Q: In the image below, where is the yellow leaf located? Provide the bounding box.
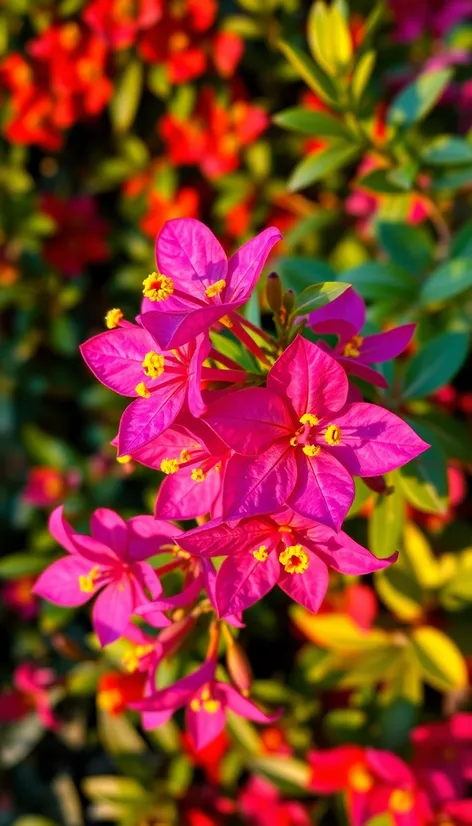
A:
[403,522,441,589]
[410,626,468,692]
[291,608,389,652]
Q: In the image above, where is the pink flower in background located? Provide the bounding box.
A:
[2,576,38,620]
[33,506,173,645]
[411,714,472,807]
[138,218,281,350]
[389,0,472,42]
[206,335,428,528]
[306,286,415,388]
[239,776,312,826]
[23,466,68,507]
[132,657,280,747]
[178,509,396,616]
[80,321,209,455]
[0,662,60,730]
[40,195,110,277]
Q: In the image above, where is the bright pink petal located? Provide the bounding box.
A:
[126,515,180,561]
[133,561,162,600]
[366,748,414,785]
[156,218,227,301]
[324,403,429,476]
[305,527,398,574]
[206,387,294,455]
[222,446,298,519]
[70,533,118,565]
[91,509,128,558]
[278,551,329,613]
[155,466,222,520]
[117,383,186,454]
[48,505,78,554]
[80,326,158,396]
[288,451,354,530]
[153,572,204,610]
[92,577,134,646]
[185,704,227,751]
[178,517,273,558]
[338,356,389,389]
[217,683,281,724]
[141,707,174,731]
[33,555,98,607]
[132,658,216,712]
[187,333,210,418]
[215,552,280,617]
[268,336,349,418]
[359,324,415,363]
[307,286,365,336]
[139,303,238,350]
[227,227,282,303]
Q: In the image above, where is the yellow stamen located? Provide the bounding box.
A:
[324,424,342,446]
[253,545,268,562]
[290,436,298,447]
[116,454,132,464]
[219,314,233,328]
[205,279,226,298]
[78,566,100,593]
[278,526,292,533]
[348,764,373,793]
[179,449,191,463]
[278,545,309,574]
[135,382,151,398]
[190,698,201,712]
[203,699,221,713]
[105,308,123,329]
[142,272,174,302]
[142,351,165,379]
[171,546,191,559]
[299,413,319,426]
[389,789,414,814]
[342,334,363,359]
[303,444,321,457]
[160,458,180,475]
[191,468,206,482]
[97,688,122,712]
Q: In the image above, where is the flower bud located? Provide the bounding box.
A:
[364,475,393,495]
[266,272,283,314]
[282,289,295,315]
[223,626,253,696]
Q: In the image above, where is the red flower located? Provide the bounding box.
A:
[41,195,110,277]
[84,0,162,49]
[0,663,60,730]
[140,188,200,239]
[2,577,38,621]
[181,729,229,783]
[97,671,146,716]
[23,467,68,507]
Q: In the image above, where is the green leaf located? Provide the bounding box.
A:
[421,136,472,166]
[414,409,472,462]
[419,258,472,305]
[402,332,468,399]
[288,142,360,191]
[341,261,417,300]
[377,223,435,275]
[278,41,338,105]
[276,257,336,293]
[110,59,143,133]
[351,50,376,102]
[410,626,467,692]
[452,219,472,257]
[307,1,352,77]
[368,474,404,559]
[292,281,350,316]
[398,420,448,515]
[273,107,351,139]
[0,553,50,579]
[430,165,472,192]
[249,755,310,789]
[387,69,453,127]
[22,424,76,469]
[358,168,408,194]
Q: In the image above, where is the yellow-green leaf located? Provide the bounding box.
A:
[410,626,467,692]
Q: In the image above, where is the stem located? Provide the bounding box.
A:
[230,316,272,367]
[209,347,244,371]
[201,367,249,383]
[238,315,276,345]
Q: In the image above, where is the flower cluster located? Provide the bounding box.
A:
[33,218,428,751]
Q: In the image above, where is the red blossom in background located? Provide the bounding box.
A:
[40,195,110,276]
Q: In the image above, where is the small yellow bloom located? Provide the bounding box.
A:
[142,351,165,379]
[160,458,180,475]
[135,382,151,398]
[253,545,268,562]
[105,308,123,329]
[142,272,174,302]
[342,334,363,359]
[191,468,206,482]
[278,545,309,574]
[324,424,342,446]
[205,279,226,298]
[303,444,321,457]
[299,413,319,426]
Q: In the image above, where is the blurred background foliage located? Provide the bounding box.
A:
[1,0,472,824]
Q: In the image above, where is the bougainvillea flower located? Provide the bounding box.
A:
[40,195,110,277]
[411,714,472,806]
[22,466,68,507]
[239,776,312,826]
[139,218,281,350]
[2,576,38,620]
[0,662,60,730]
[309,745,428,826]
[84,0,162,50]
[123,416,229,519]
[33,507,173,646]
[206,336,428,528]
[307,286,415,388]
[97,670,147,716]
[80,321,209,454]
[132,658,280,748]
[178,509,396,616]
[389,0,472,42]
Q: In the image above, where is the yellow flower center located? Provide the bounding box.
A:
[190,686,221,713]
[342,335,364,359]
[299,413,319,426]
[135,382,151,398]
[97,688,122,713]
[105,308,123,329]
[253,545,268,562]
[324,424,342,446]
[278,525,292,533]
[142,351,165,379]
[303,445,321,457]
[191,468,207,482]
[179,449,191,463]
[79,566,100,593]
[160,458,180,475]
[278,545,309,574]
[348,764,373,793]
[205,279,226,298]
[389,789,414,814]
[142,272,174,302]
[116,454,132,464]
[122,644,154,673]
[219,314,233,328]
